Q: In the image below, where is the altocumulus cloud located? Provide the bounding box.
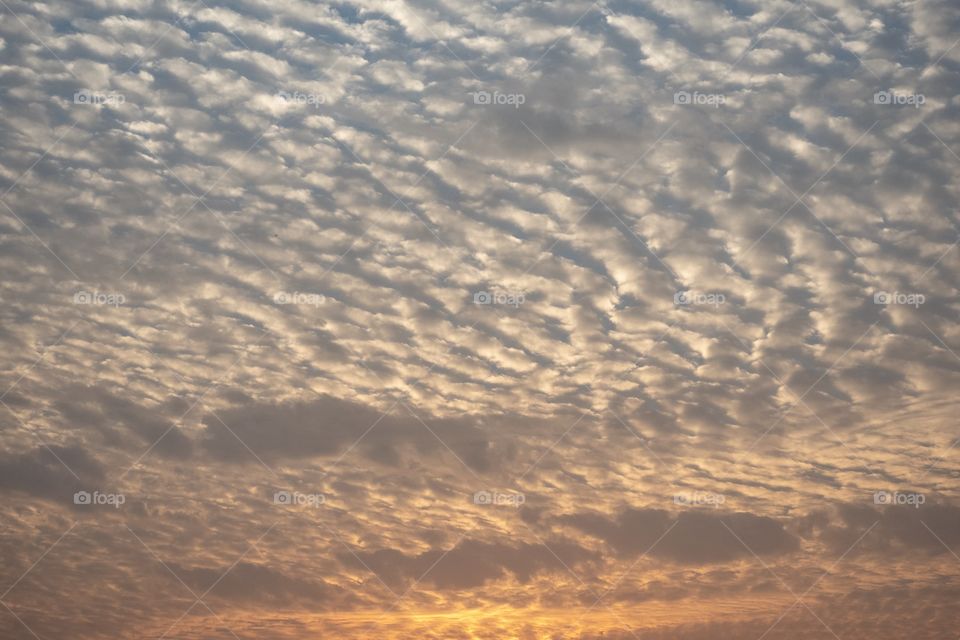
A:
[0,0,958,638]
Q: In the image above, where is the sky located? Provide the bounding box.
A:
[0,0,959,638]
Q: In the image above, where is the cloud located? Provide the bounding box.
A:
[562,507,798,564]
[0,0,958,637]
[803,500,960,556]
[198,394,511,473]
[342,537,598,590]
[169,561,339,607]
[0,444,103,502]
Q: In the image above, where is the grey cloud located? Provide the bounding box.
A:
[53,384,192,457]
[342,536,598,590]
[199,394,510,473]
[562,507,799,564]
[802,500,960,556]
[169,561,341,607]
[0,444,103,502]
